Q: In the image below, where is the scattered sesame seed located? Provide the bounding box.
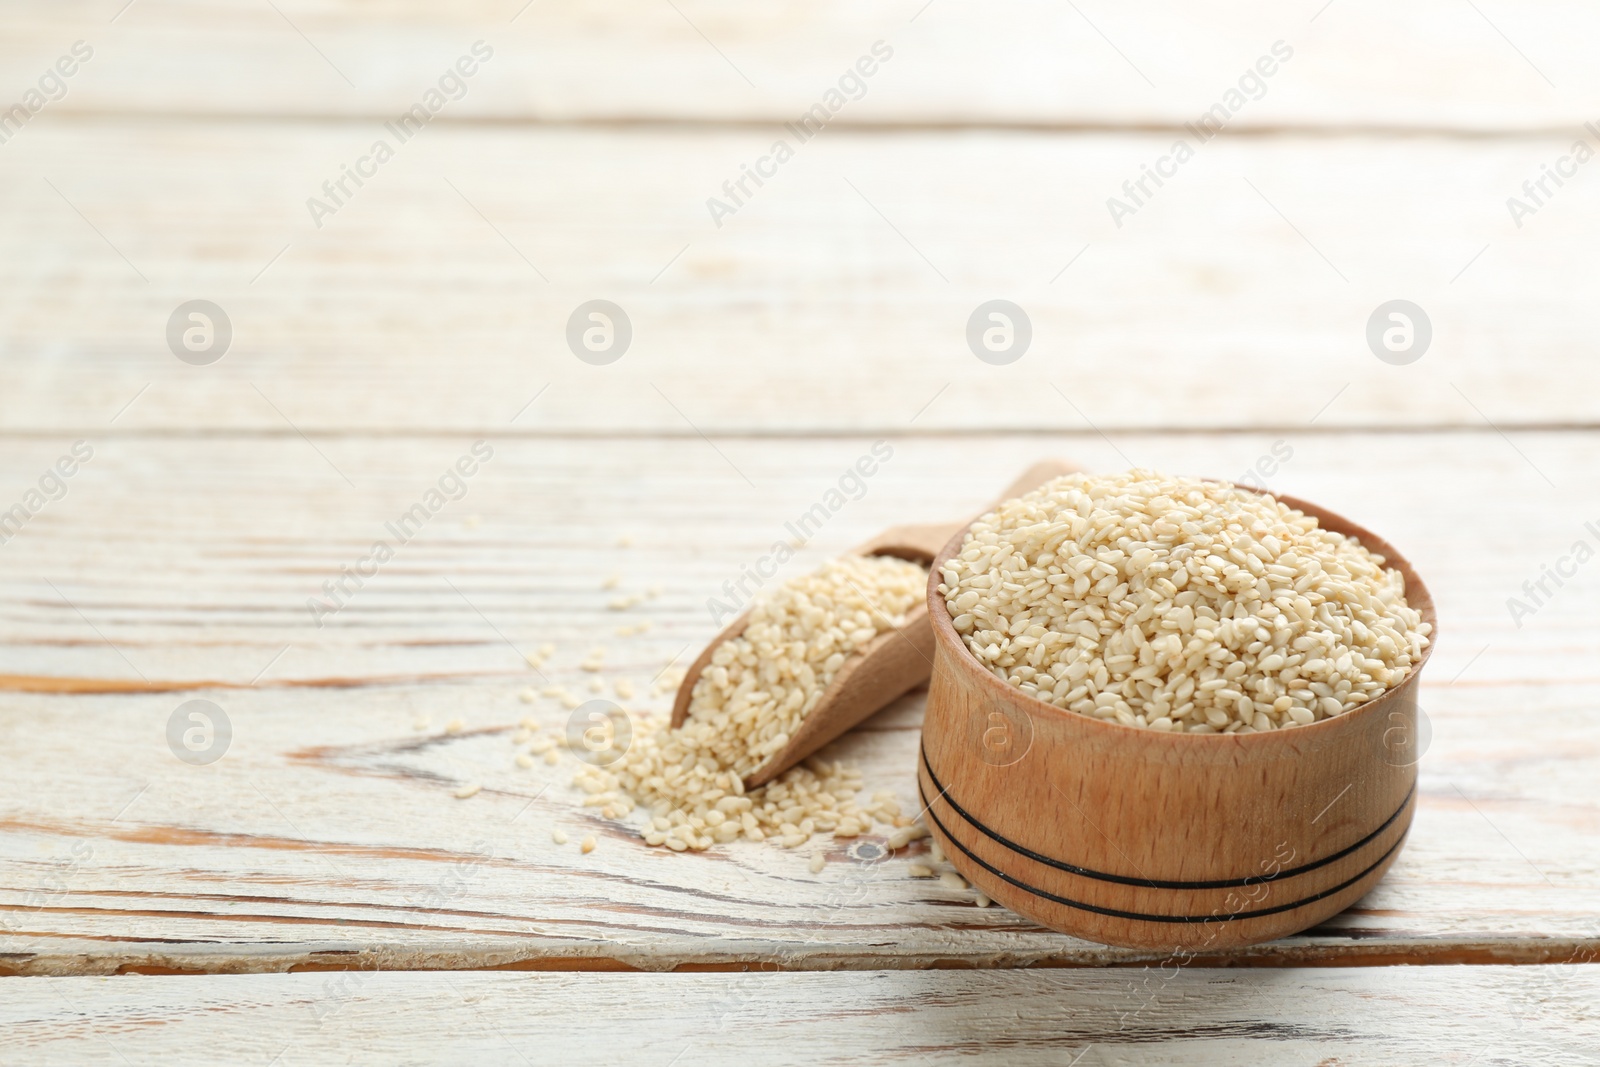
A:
[581,835,597,854]
[552,829,568,845]
[570,556,923,852]
[907,864,934,878]
[445,719,466,734]
[809,854,826,874]
[454,783,482,799]
[518,687,537,704]
[939,871,968,891]
[602,575,621,590]
[515,754,535,769]
[887,824,930,851]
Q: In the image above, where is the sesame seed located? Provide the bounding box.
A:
[552,829,568,844]
[453,783,482,799]
[569,555,926,852]
[581,835,597,854]
[938,470,1430,733]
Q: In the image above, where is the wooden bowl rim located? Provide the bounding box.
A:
[925,479,1439,747]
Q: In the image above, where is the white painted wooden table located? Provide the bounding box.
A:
[1,3,1597,1063]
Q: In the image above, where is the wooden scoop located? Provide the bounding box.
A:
[670,459,1080,788]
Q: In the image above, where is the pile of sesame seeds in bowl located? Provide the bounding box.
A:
[937,469,1431,734]
[573,554,930,851]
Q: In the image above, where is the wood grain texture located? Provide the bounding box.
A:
[0,122,1595,434]
[0,431,1596,975]
[3,1,1597,130]
[5,967,1600,1065]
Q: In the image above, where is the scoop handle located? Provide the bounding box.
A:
[855,458,1081,561]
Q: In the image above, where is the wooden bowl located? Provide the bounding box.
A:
[918,490,1437,951]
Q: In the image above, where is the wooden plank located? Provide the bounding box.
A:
[1,122,1597,434]
[0,431,1596,974]
[3,2,1596,130]
[5,967,1600,1064]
